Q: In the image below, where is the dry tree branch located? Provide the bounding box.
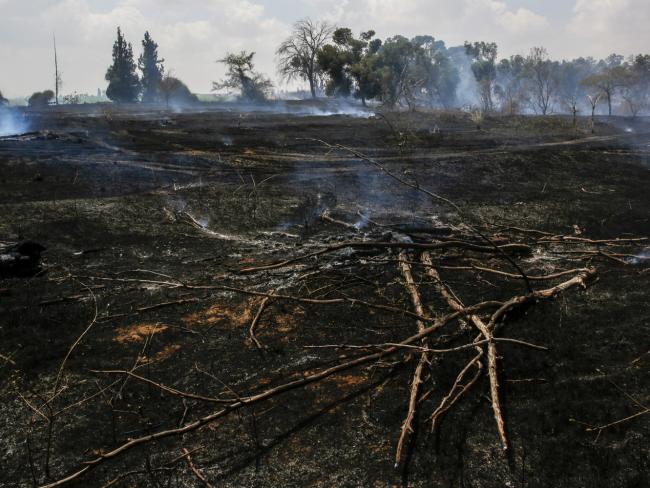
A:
[421,253,597,446]
[304,337,548,353]
[249,292,273,349]
[430,351,484,432]
[91,370,237,404]
[304,139,535,292]
[395,251,436,467]
[321,210,360,231]
[181,448,215,488]
[585,409,649,432]
[420,252,506,443]
[471,315,508,450]
[51,281,99,397]
[40,307,478,487]
[240,240,531,274]
[76,274,502,326]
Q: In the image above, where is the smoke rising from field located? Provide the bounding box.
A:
[0,108,29,137]
[221,99,375,118]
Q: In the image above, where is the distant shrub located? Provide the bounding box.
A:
[28,90,55,108]
[159,75,198,107]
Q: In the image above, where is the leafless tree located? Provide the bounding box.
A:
[563,94,580,135]
[525,47,557,115]
[586,92,603,133]
[276,18,334,99]
[582,66,627,116]
[620,73,646,117]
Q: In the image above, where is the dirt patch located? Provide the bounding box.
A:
[273,305,306,336]
[182,300,254,328]
[114,322,169,343]
[138,344,182,364]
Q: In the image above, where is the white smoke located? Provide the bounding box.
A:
[0,108,29,137]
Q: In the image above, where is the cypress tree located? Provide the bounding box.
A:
[105,27,141,103]
[138,31,164,103]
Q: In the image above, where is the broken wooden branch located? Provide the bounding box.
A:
[395,251,434,467]
[249,292,273,349]
[181,448,215,488]
[40,306,478,487]
[240,240,532,274]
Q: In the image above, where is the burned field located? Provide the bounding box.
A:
[0,105,649,487]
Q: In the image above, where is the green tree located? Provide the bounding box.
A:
[105,27,141,103]
[620,54,650,116]
[277,19,333,99]
[159,75,198,108]
[317,28,387,105]
[372,36,430,109]
[138,31,164,103]
[214,51,273,102]
[495,55,527,114]
[411,36,460,108]
[28,90,55,107]
[317,42,353,97]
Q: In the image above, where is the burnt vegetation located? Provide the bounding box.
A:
[0,16,649,488]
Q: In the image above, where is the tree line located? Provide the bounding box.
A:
[276,20,650,116]
[103,27,197,106]
[6,20,650,116]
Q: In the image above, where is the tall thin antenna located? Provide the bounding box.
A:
[53,33,60,105]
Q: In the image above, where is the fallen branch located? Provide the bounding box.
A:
[0,352,16,366]
[584,409,649,432]
[91,370,237,405]
[249,292,273,349]
[136,298,201,312]
[40,306,478,487]
[420,252,508,449]
[321,211,359,231]
[430,351,484,432]
[76,275,502,327]
[395,251,434,467]
[181,448,215,488]
[304,337,548,354]
[240,240,532,274]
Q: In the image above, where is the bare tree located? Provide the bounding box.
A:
[277,18,333,99]
[524,47,557,115]
[582,65,627,116]
[619,70,646,117]
[586,93,602,133]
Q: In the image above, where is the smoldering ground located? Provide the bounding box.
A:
[0,106,648,488]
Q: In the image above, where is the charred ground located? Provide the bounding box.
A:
[0,104,649,487]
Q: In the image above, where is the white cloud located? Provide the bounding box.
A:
[567,0,650,57]
[0,0,648,98]
[0,0,288,97]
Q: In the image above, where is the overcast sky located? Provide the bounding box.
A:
[1,0,649,98]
